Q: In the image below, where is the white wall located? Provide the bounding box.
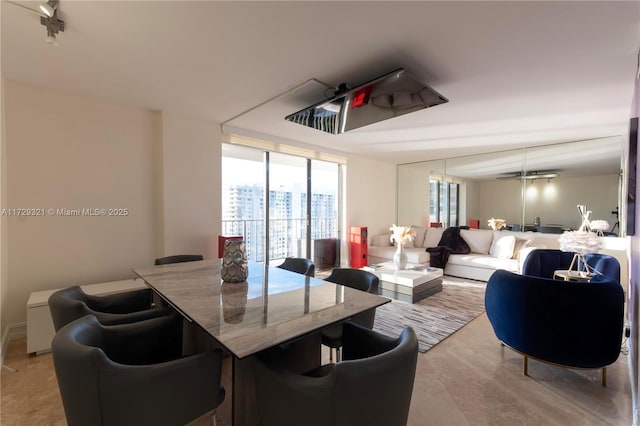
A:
[160,113,222,259]
[4,80,157,327]
[2,81,223,329]
[345,156,396,264]
[1,74,7,351]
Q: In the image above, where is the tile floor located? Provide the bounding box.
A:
[1,313,633,426]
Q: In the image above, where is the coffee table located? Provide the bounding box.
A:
[363,261,444,303]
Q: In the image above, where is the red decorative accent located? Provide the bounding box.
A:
[350,226,368,268]
[469,219,480,229]
[430,222,442,228]
[218,235,243,258]
[351,87,372,108]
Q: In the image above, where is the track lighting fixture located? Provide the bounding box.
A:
[39,1,64,45]
[39,0,57,18]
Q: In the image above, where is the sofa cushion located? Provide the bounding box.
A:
[512,238,532,259]
[447,253,519,272]
[411,226,427,248]
[489,234,516,259]
[423,227,445,248]
[371,234,391,247]
[460,229,493,254]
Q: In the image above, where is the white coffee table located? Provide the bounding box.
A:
[363,261,444,303]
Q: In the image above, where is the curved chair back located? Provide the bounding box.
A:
[155,254,204,265]
[324,268,379,328]
[485,269,624,369]
[52,315,224,426]
[584,253,621,283]
[522,249,621,283]
[521,248,575,279]
[48,286,167,332]
[276,257,315,277]
[254,322,418,426]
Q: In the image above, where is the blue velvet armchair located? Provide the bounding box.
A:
[485,269,624,386]
[521,248,621,283]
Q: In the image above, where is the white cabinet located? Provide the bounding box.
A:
[26,279,147,355]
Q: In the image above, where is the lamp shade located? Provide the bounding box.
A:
[558,231,602,254]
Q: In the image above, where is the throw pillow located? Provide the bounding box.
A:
[412,226,427,248]
[512,238,533,259]
[371,234,391,247]
[489,235,516,259]
[423,227,445,248]
[460,229,493,254]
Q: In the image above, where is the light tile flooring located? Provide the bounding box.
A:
[1,313,632,425]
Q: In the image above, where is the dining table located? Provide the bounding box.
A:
[133,259,390,426]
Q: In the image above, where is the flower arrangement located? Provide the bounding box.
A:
[389,224,416,246]
[487,218,506,231]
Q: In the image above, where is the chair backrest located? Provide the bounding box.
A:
[335,322,418,426]
[48,286,95,332]
[324,268,379,328]
[254,322,418,426]
[521,248,575,279]
[585,253,621,283]
[48,286,158,332]
[52,315,219,426]
[154,254,203,265]
[324,268,379,293]
[485,269,624,369]
[276,257,315,277]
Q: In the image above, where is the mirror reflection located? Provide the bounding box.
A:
[397,137,623,236]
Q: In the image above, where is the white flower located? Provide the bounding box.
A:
[487,218,506,231]
[389,224,416,245]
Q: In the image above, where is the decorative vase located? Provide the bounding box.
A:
[393,242,408,270]
[221,240,248,283]
[221,281,248,324]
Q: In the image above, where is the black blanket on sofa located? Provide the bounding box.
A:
[425,226,471,268]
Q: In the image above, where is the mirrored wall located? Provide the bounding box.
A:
[397,137,625,235]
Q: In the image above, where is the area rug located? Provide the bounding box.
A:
[373,276,487,352]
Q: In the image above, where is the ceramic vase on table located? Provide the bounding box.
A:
[393,242,408,271]
[221,240,248,283]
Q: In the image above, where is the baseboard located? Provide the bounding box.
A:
[1,322,26,364]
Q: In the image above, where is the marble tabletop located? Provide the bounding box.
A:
[133,259,390,359]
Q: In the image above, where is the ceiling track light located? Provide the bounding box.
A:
[39,0,57,18]
[39,4,64,45]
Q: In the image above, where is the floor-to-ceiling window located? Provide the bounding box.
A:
[222,140,342,265]
[429,177,459,228]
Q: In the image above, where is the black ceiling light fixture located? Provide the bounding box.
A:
[285,68,448,135]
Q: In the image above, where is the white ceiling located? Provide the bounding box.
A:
[2,1,639,168]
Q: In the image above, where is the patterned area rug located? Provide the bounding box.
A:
[373,276,487,352]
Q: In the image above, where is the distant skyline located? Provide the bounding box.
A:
[222,157,337,194]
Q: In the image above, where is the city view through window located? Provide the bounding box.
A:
[222,145,339,263]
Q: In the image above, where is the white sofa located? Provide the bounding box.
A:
[368,227,628,282]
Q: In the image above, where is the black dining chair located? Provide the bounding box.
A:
[320,268,379,362]
[276,257,315,277]
[52,314,225,426]
[154,254,204,265]
[48,286,171,332]
[253,321,418,426]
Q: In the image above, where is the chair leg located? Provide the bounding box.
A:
[601,367,607,387]
[336,347,342,362]
[523,355,528,376]
[211,410,218,426]
[329,348,334,363]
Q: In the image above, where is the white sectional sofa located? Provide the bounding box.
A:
[368,226,628,283]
